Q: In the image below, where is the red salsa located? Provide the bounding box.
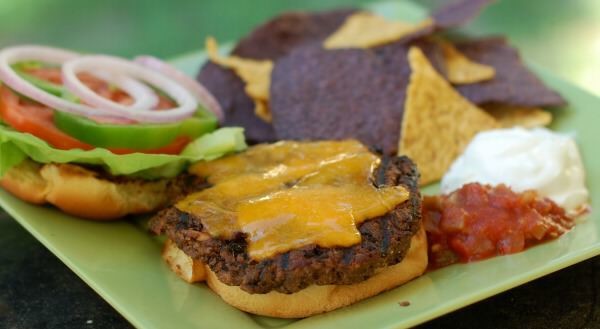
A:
[423,183,574,269]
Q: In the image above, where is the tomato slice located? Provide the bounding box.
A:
[108,136,191,155]
[0,86,93,150]
[0,86,188,155]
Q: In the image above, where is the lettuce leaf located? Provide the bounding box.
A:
[0,125,246,179]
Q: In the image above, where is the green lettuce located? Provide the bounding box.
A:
[0,125,246,179]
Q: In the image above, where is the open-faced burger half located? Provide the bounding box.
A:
[0,45,244,220]
[150,140,427,318]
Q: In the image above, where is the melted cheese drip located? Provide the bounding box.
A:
[177,140,409,260]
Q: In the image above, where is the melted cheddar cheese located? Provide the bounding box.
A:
[177,140,409,260]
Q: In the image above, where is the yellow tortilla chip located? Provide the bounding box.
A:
[324,12,433,49]
[483,104,552,128]
[439,40,495,84]
[399,47,499,185]
[206,37,273,122]
[254,99,271,122]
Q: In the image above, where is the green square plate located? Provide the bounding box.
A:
[0,1,598,328]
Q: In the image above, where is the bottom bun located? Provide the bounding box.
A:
[0,159,47,204]
[0,159,170,220]
[162,239,207,283]
[205,227,428,318]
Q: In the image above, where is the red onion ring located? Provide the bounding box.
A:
[134,55,224,122]
[62,55,197,122]
[65,70,160,112]
[0,45,112,119]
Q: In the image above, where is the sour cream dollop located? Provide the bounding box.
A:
[441,127,589,213]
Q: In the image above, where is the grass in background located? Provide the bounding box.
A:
[0,0,373,58]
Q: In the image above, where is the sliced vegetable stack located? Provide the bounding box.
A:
[0,45,244,179]
[0,46,225,153]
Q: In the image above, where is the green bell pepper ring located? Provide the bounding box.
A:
[53,110,218,150]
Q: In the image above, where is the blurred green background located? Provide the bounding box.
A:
[2,0,599,95]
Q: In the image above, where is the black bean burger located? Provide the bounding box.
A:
[150,140,427,318]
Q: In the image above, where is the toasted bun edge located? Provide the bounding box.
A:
[205,227,428,318]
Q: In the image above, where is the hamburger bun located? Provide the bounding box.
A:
[0,159,171,220]
[162,227,427,318]
[162,239,207,283]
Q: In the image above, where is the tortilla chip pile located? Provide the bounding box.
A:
[198,8,356,143]
[197,0,566,185]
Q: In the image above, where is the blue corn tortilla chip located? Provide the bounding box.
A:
[375,38,446,75]
[197,62,276,143]
[232,8,357,59]
[270,45,412,155]
[454,37,566,107]
[432,0,495,29]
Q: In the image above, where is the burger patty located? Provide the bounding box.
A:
[149,155,421,294]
